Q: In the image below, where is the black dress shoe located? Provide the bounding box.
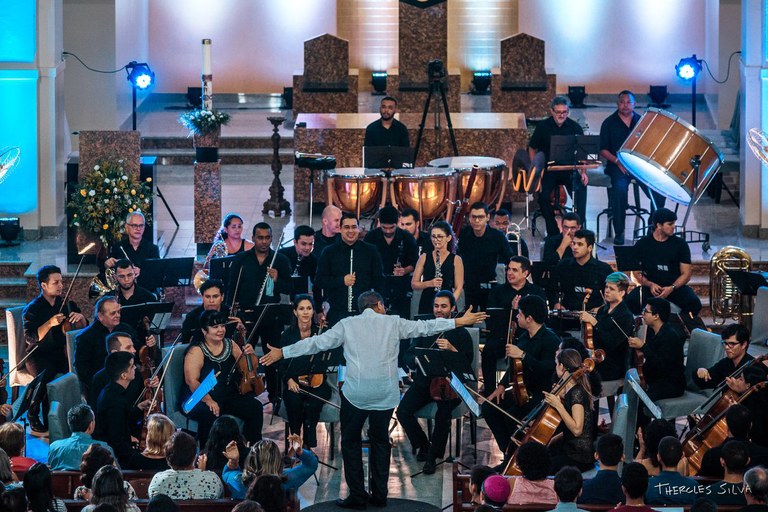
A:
[336,497,367,510]
[416,443,431,462]
[368,494,387,508]
[423,458,437,475]
[28,416,47,433]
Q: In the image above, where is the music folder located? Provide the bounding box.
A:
[238,304,294,335]
[141,257,195,289]
[448,372,482,417]
[413,348,476,384]
[531,261,557,290]
[209,254,238,284]
[548,135,601,166]
[726,270,768,296]
[485,307,512,341]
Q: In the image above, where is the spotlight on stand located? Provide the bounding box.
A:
[649,85,669,108]
[567,86,587,108]
[675,54,702,127]
[125,61,155,131]
[0,217,21,247]
[371,71,388,95]
[471,70,491,95]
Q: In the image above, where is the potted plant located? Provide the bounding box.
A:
[178,108,231,148]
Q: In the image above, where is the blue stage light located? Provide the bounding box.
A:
[126,61,155,90]
[675,55,701,80]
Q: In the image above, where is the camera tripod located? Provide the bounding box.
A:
[413,73,459,163]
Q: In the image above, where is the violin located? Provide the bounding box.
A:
[631,316,647,389]
[503,349,604,476]
[237,312,267,396]
[580,289,594,352]
[137,344,163,451]
[60,301,83,334]
[297,321,327,390]
[505,308,529,407]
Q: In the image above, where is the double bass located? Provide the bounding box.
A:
[503,349,605,476]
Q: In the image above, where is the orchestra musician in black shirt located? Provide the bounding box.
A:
[110,258,157,342]
[181,279,245,344]
[490,209,529,259]
[399,207,433,258]
[363,96,410,148]
[542,212,581,265]
[314,206,342,258]
[551,229,612,311]
[693,324,755,392]
[104,211,160,275]
[278,224,318,302]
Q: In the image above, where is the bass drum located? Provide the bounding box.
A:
[429,156,507,208]
[618,108,724,205]
[390,167,454,221]
[324,168,386,218]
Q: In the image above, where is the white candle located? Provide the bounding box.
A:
[202,38,212,75]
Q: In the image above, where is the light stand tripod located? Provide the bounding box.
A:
[413,60,459,163]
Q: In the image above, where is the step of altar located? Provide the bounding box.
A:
[143,147,294,166]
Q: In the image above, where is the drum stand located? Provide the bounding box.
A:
[678,156,712,252]
[413,76,459,163]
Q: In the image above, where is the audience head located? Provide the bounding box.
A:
[93,505,120,512]
[645,297,671,324]
[621,462,649,500]
[720,439,750,475]
[0,422,25,457]
[231,501,265,512]
[554,466,583,503]
[90,465,129,510]
[690,498,718,512]
[657,436,683,469]
[145,414,176,457]
[146,494,179,512]
[67,403,96,434]
[246,474,286,512]
[80,444,116,488]
[516,441,551,481]
[0,487,28,512]
[204,414,246,470]
[596,433,624,468]
[243,439,284,485]
[105,350,135,383]
[643,419,676,468]
[469,465,496,501]
[23,462,57,512]
[0,447,14,483]
[745,466,768,504]
[726,403,752,439]
[165,431,198,470]
[481,474,511,507]
[518,295,548,325]
[474,506,498,512]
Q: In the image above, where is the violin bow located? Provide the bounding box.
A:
[59,242,96,314]
[465,386,524,427]
[297,388,340,410]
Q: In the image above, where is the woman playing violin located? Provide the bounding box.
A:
[184,310,264,447]
[543,348,596,472]
[279,295,334,449]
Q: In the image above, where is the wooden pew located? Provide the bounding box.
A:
[63,499,238,512]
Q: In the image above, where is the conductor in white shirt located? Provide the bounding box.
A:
[261,291,486,509]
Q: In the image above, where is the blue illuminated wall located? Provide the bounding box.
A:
[0,0,36,62]
[0,70,38,214]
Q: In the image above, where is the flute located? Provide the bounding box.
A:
[348,250,354,312]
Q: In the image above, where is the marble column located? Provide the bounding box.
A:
[194,160,221,249]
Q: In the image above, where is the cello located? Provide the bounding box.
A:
[503,349,604,476]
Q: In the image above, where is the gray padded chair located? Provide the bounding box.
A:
[413,326,480,459]
[47,372,84,443]
[65,328,83,374]
[751,286,768,344]
[5,306,34,401]
[162,344,198,432]
[618,369,643,462]
[654,328,724,419]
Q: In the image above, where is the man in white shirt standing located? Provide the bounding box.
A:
[261,291,486,509]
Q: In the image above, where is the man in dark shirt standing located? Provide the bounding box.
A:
[279,225,318,302]
[316,215,385,327]
[399,207,433,258]
[626,208,702,327]
[482,295,561,461]
[483,256,546,392]
[23,265,87,431]
[550,229,612,311]
[363,96,410,148]
[512,96,586,237]
[314,205,341,258]
[458,202,512,311]
[599,90,666,246]
[364,206,418,319]
[490,209,529,259]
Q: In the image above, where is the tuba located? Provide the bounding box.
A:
[710,246,752,327]
[193,237,229,292]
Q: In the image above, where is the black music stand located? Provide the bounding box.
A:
[141,257,195,290]
[291,275,310,298]
[548,135,601,166]
[485,307,512,341]
[726,270,768,296]
[209,255,238,285]
[409,349,475,477]
[294,152,337,228]
[13,370,46,425]
[531,262,557,292]
[363,145,414,169]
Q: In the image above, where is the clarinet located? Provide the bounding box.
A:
[347,250,354,312]
[434,250,442,291]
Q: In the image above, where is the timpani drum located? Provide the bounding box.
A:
[429,156,507,208]
[390,167,455,221]
[618,108,724,205]
[325,168,386,218]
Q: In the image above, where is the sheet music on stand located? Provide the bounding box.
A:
[449,372,481,417]
[626,371,662,419]
[121,301,174,332]
[141,257,195,289]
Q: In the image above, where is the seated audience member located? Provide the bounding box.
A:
[222,435,318,498]
[482,474,511,508]
[645,436,698,505]
[507,441,557,505]
[0,448,21,489]
[135,414,174,471]
[578,433,625,505]
[81,466,140,512]
[48,404,115,471]
[232,501,265,512]
[0,423,36,472]
[698,403,768,478]
[145,494,179,512]
[552,466,587,512]
[612,462,654,512]
[148,431,223,500]
[74,444,137,501]
[203,415,248,472]
[24,463,67,512]
[690,498,718,512]
[0,487,28,512]
[246,474,287,512]
[741,466,768,512]
[635,419,678,477]
[705,439,749,506]
[469,465,497,505]
[475,506,498,512]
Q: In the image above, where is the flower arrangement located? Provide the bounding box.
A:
[67,160,153,244]
[178,108,231,137]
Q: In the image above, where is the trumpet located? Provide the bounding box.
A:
[506,223,522,257]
